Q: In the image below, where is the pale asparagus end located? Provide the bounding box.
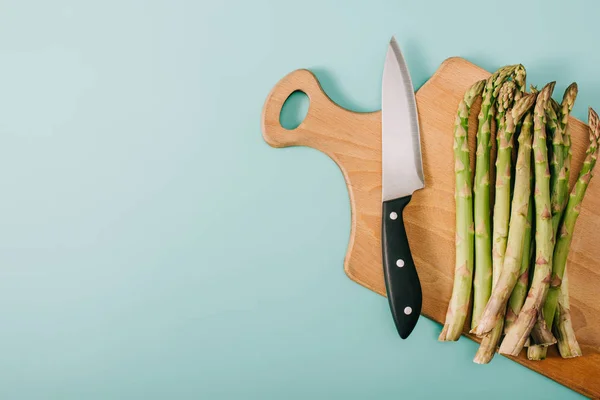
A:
[554,270,583,358]
[528,304,556,361]
[530,312,557,346]
[527,344,547,360]
[473,312,504,364]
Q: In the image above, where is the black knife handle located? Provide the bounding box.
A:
[382,195,422,339]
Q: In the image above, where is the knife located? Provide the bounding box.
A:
[381,36,425,339]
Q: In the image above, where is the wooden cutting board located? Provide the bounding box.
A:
[261,57,600,399]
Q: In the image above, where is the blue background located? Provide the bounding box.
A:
[0,0,595,398]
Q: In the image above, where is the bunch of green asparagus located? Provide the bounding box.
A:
[438,64,599,363]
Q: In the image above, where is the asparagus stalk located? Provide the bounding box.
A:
[528,84,578,359]
[564,123,573,191]
[547,101,561,199]
[506,84,540,342]
[438,79,486,341]
[471,93,537,337]
[547,97,560,172]
[505,85,539,334]
[508,69,528,212]
[491,81,517,288]
[552,83,578,233]
[473,83,529,364]
[504,190,534,333]
[472,65,519,329]
[540,108,600,334]
[560,95,574,223]
[527,102,561,357]
[511,65,527,164]
[554,269,583,358]
[499,82,556,356]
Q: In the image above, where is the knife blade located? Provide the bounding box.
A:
[381,36,425,339]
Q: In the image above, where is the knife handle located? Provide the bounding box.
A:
[382,195,422,339]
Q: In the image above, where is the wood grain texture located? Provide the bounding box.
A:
[261,57,600,399]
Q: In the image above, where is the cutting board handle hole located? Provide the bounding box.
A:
[279,90,309,130]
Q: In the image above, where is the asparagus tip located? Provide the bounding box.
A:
[545,81,557,95]
[589,107,599,126]
[564,82,578,97]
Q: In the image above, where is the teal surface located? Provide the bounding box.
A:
[0,0,595,398]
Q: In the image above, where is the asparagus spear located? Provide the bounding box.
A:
[438,79,486,341]
[473,95,540,364]
[506,85,541,343]
[547,97,560,178]
[528,84,578,359]
[472,65,519,329]
[539,108,600,336]
[560,95,574,227]
[527,101,561,358]
[547,101,561,196]
[560,85,577,140]
[552,83,578,232]
[564,123,573,191]
[491,81,517,288]
[510,65,527,164]
[505,85,539,334]
[499,82,557,356]
[471,93,537,337]
[554,269,583,358]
